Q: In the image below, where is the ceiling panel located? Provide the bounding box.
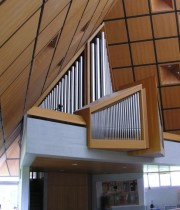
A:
[0,0,42,47]
[105,20,128,44]
[43,0,89,91]
[6,137,20,159]
[6,159,19,176]
[105,0,124,19]
[35,4,69,56]
[0,9,40,76]
[112,68,134,90]
[60,0,101,69]
[0,42,34,96]
[134,65,158,82]
[124,0,149,16]
[39,0,70,32]
[78,0,112,51]
[31,157,143,174]
[164,109,180,131]
[1,65,30,139]
[92,0,115,33]
[161,86,180,109]
[25,39,58,111]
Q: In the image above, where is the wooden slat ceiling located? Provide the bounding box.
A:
[0,0,116,166]
[105,0,180,136]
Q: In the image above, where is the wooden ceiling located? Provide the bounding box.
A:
[105,0,180,135]
[0,0,116,166]
[0,0,180,176]
[31,157,144,174]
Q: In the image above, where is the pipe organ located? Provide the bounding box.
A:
[90,31,113,102]
[39,31,112,114]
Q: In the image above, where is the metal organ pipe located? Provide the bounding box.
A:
[90,32,112,102]
[91,93,142,141]
[39,55,84,113]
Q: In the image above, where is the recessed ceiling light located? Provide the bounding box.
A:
[72,163,78,166]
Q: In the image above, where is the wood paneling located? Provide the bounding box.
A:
[105,20,128,44]
[0,0,42,47]
[134,65,158,82]
[0,42,34,96]
[108,44,131,67]
[131,41,155,65]
[7,159,19,176]
[0,10,40,76]
[6,137,20,159]
[48,173,89,210]
[39,0,70,32]
[60,0,100,69]
[112,68,134,90]
[164,109,180,130]
[49,0,88,75]
[92,0,115,33]
[152,13,177,38]
[127,16,152,41]
[105,0,124,19]
[32,157,143,174]
[1,65,30,139]
[124,0,149,16]
[155,38,180,62]
[25,41,56,111]
[150,0,174,13]
[35,4,69,55]
[161,86,180,108]
[159,63,180,85]
[176,0,180,10]
[78,0,110,51]
[0,155,9,176]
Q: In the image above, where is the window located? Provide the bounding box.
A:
[143,165,180,188]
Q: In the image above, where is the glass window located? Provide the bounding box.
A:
[148,173,160,187]
[0,184,18,210]
[160,172,170,186]
[143,174,149,188]
[171,172,180,186]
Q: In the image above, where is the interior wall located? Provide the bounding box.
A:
[145,187,180,209]
[92,173,145,210]
[47,172,90,210]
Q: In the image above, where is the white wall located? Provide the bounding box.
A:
[92,173,145,210]
[145,187,180,209]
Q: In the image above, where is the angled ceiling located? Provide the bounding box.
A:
[0,0,116,163]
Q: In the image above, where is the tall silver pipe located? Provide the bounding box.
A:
[70,66,75,113]
[95,38,101,100]
[75,61,79,110]
[79,56,83,109]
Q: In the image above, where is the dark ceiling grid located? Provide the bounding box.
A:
[174,0,180,49]
[147,0,166,131]
[104,0,180,134]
